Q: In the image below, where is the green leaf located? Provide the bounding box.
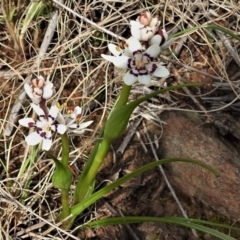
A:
[52,162,72,190]
[104,104,133,140]
[20,1,48,37]
[104,83,201,141]
[81,217,239,240]
[70,158,217,217]
[46,151,72,190]
[170,24,240,42]
[8,8,16,22]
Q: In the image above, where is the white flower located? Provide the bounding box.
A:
[101,37,169,85]
[24,76,54,104]
[19,103,67,151]
[56,105,93,134]
[149,29,175,50]
[130,12,160,41]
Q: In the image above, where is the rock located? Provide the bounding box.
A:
[147,111,240,219]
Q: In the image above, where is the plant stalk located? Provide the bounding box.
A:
[74,83,132,203]
[60,133,70,219]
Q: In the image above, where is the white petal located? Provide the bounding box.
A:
[145,44,161,58]
[42,138,52,151]
[43,82,54,99]
[108,43,123,56]
[37,75,45,81]
[149,19,161,28]
[35,120,47,129]
[48,105,59,121]
[31,103,45,117]
[19,118,35,127]
[70,129,87,134]
[69,120,93,130]
[152,64,170,78]
[74,106,82,115]
[161,38,175,50]
[126,37,142,53]
[123,71,138,85]
[25,84,41,104]
[51,124,67,134]
[24,83,33,98]
[66,116,76,126]
[131,20,144,28]
[130,21,142,40]
[56,112,66,124]
[25,131,42,146]
[123,48,133,57]
[149,34,162,46]
[101,54,129,68]
[137,74,151,85]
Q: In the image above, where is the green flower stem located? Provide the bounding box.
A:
[61,133,69,168]
[60,189,70,222]
[60,133,70,219]
[75,138,111,201]
[115,83,131,108]
[74,83,132,203]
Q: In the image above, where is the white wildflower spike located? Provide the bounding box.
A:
[101,37,170,86]
[56,104,93,134]
[24,76,54,104]
[149,29,175,49]
[19,103,67,151]
[130,12,160,41]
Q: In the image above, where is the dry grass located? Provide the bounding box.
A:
[0,0,240,239]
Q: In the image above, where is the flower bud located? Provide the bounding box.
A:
[33,88,43,99]
[149,17,159,28]
[137,12,152,26]
[131,13,161,41]
[24,75,54,104]
[32,76,45,88]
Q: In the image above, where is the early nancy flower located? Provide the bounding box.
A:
[130,12,160,41]
[101,37,169,85]
[24,76,54,104]
[55,104,93,134]
[19,103,67,151]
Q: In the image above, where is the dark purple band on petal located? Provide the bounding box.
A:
[48,115,54,121]
[36,128,41,133]
[138,69,148,76]
[127,58,133,68]
[28,122,36,128]
[149,63,158,74]
[53,124,58,132]
[70,124,80,129]
[143,52,153,61]
[130,69,138,77]
[132,50,142,55]
[156,30,166,45]
[39,131,52,140]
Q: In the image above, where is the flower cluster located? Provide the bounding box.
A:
[102,37,169,85]
[19,76,93,150]
[102,12,174,86]
[56,104,93,135]
[19,103,66,151]
[130,12,160,41]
